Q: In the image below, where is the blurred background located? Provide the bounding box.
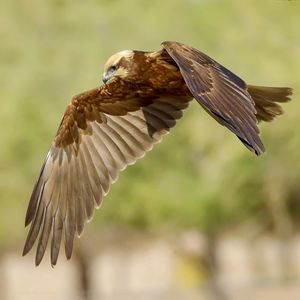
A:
[0,0,299,299]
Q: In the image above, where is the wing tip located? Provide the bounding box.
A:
[22,229,37,258]
[237,135,265,156]
[254,146,265,156]
[35,254,43,266]
[51,248,59,267]
[22,244,30,257]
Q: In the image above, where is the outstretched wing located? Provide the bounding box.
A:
[162,41,265,155]
[23,78,191,266]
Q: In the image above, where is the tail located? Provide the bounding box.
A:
[247,85,293,122]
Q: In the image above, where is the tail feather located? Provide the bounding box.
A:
[247,85,293,122]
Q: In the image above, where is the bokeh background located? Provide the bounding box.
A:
[1,0,299,299]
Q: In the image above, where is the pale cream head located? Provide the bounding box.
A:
[102,50,134,84]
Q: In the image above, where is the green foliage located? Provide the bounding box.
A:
[0,0,299,247]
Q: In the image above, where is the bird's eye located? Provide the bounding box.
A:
[110,65,117,72]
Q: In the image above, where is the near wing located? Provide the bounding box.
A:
[23,79,191,266]
[162,41,265,155]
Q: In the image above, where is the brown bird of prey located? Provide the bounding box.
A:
[23,41,292,266]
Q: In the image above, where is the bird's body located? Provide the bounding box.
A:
[23,41,292,266]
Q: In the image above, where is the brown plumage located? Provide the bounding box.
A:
[23,41,292,266]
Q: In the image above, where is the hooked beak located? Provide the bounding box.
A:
[102,72,109,84]
[102,67,116,84]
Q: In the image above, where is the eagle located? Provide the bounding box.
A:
[23,41,292,266]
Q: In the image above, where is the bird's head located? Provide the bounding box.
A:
[102,50,136,84]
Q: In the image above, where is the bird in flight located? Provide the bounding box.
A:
[23,41,292,266]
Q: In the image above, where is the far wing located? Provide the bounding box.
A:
[162,41,265,155]
[23,79,191,266]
